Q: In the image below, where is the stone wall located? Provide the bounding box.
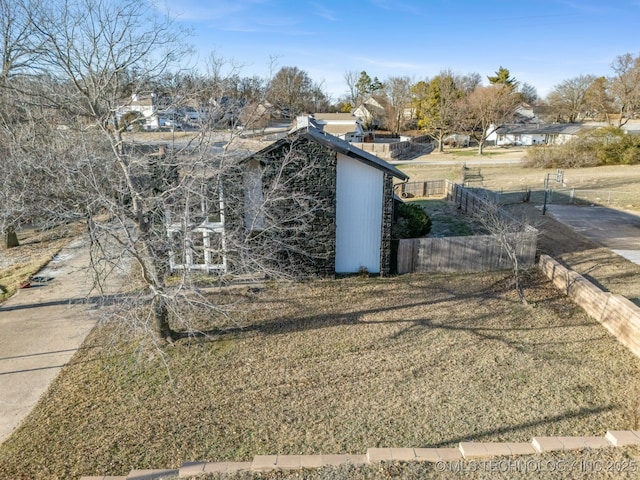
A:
[539,254,640,358]
[380,174,394,276]
[225,136,337,278]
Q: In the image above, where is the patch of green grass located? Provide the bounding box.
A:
[406,199,482,237]
[1,271,640,479]
[447,149,502,157]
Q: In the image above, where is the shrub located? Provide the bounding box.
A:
[392,202,432,239]
[523,126,640,168]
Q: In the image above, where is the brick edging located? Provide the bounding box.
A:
[539,254,640,358]
[81,431,640,478]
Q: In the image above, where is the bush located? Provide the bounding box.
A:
[392,202,432,239]
[523,126,640,168]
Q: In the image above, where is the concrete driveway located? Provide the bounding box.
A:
[545,204,640,265]
[0,237,126,444]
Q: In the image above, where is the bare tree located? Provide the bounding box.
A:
[455,72,482,95]
[0,0,45,246]
[609,53,640,126]
[460,84,519,154]
[585,76,614,122]
[517,82,539,105]
[1,0,345,346]
[382,75,413,135]
[0,0,42,81]
[1,0,204,342]
[266,66,328,117]
[546,74,596,123]
[343,69,360,108]
[473,196,537,304]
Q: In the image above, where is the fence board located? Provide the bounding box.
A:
[398,232,536,274]
[397,181,538,274]
[395,180,445,198]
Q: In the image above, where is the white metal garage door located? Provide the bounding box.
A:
[335,154,383,273]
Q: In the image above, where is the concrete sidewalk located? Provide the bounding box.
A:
[545,204,640,266]
[0,236,126,444]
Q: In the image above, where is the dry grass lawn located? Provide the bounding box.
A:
[1,270,640,479]
[397,152,640,212]
[0,224,84,302]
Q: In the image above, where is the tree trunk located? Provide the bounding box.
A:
[5,227,19,248]
[153,296,174,342]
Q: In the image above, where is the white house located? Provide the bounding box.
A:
[117,93,178,131]
[352,95,388,129]
[310,113,366,142]
[487,123,592,146]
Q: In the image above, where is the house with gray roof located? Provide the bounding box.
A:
[489,123,593,146]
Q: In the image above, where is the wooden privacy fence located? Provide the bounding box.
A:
[395,180,446,198]
[446,182,529,223]
[397,181,538,274]
[352,135,433,160]
[352,140,411,159]
[447,181,491,215]
[397,231,537,274]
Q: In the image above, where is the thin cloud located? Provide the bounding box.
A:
[311,3,338,21]
[157,0,270,22]
[557,0,609,14]
[352,56,427,71]
[368,0,426,16]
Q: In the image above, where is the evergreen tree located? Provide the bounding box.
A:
[488,66,517,90]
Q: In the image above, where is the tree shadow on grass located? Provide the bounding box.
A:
[175,273,596,366]
[0,293,133,312]
[426,404,615,447]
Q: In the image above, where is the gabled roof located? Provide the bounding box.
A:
[246,124,409,181]
[312,113,359,121]
[308,113,364,136]
[322,124,361,136]
[496,123,593,136]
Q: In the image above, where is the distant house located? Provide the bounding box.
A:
[352,95,389,129]
[117,93,178,131]
[227,117,409,276]
[485,103,593,146]
[310,113,366,142]
[488,123,592,146]
[352,94,415,132]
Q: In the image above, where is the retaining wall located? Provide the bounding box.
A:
[539,254,640,358]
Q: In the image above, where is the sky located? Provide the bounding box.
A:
[159,0,640,102]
